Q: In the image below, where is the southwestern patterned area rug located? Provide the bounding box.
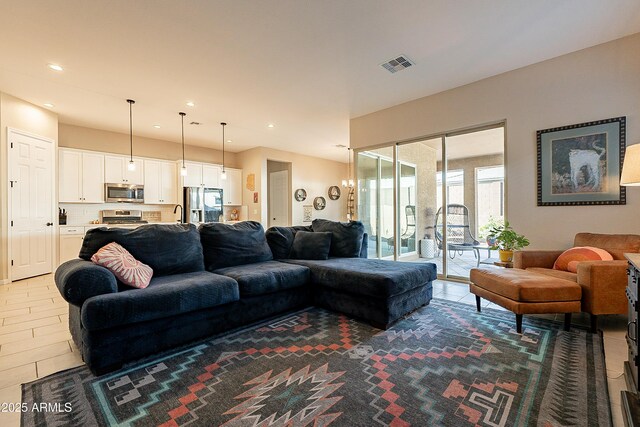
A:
[22,300,611,426]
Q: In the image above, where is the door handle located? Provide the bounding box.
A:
[46,222,53,226]
[628,321,637,343]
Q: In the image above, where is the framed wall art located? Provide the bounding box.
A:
[537,116,626,206]
[328,185,341,200]
[303,205,313,222]
[313,196,326,210]
[294,188,307,202]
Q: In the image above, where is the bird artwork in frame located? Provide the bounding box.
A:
[537,116,626,206]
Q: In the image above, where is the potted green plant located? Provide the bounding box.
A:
[479,216,504,246]
[488,220,530,262]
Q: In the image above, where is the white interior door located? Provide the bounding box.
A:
[269,170,289,227]
[9,129,54,281]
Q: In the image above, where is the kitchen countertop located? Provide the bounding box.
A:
[61,221,181,227]
[60,221,245,228]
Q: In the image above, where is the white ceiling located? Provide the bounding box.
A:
[422,127,505,160]
[1,1,639,162]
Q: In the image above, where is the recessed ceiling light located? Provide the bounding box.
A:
[186,101,195,107]
[267,123,275,128]
[43,103,54,108]
[226,140,232,143]
[48,64,63,71]
[153,125,161,129]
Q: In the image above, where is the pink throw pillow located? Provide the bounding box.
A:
[553,246,613,273]
[91,242,153,289]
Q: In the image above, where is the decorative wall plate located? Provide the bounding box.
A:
[294,188,307,202]
[313,196,326,210]
[328,185,341,200]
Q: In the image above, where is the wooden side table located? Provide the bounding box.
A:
[494,261,513,268]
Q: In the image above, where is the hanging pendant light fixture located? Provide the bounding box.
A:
[126,99,136,171]
[179,112,187,176]
[220,122,227,180]
[348,147,354,187]
[342,147,354,188]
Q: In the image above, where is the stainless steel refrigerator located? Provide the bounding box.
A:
[183,187,224,223]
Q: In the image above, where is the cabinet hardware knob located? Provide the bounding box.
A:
[46,222,53,226]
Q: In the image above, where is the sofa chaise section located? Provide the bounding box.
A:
[287,258,436,328]
[266,220,437,329]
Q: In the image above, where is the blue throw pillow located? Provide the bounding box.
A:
[311,219,364,258]
[290,231,332,260]
[265,225,313,259]
[79,224,205,277]
[199,221,273,270]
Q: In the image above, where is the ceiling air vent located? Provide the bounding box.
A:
[380,55,414,74]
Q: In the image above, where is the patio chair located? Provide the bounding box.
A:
[400,205,416,248]
[434,204,480,259]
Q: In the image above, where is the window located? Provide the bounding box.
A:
[436,169,464,209]
[476,166,504,235]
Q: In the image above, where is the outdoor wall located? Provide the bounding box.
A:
[59,123,238,167]
[237,147,347,226]
[351,33,640,249]
[0,93,58,283]
[398,143,438,243]
[437,153,504,235]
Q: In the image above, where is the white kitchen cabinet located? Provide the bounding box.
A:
[222,168,243,205]
[59,226,85,265]
[105,155,144,185]
[182,162,221,188]
[59,149,104,203]
[203,165,221,188]
[182,162,203,188]
[144,160,177,204]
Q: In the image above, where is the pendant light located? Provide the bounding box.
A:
[126,99,136,171]
[342,147,354,188]
[179,112,187,176]
[220,122,227,180]
[348,147,354,187]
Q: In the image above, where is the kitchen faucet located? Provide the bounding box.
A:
[173,204,183,223]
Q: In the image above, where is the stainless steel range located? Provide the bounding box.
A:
[100,210,149,225]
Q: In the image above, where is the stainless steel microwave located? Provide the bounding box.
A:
[105,183,144,203]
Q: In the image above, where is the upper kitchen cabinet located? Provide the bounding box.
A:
[203,164,221,188]
[105,155,144,185]
[144,160,177,204]
[59,148,104,203]
[181,162,221,188]
[222,168,243,205]
[182,162,203,188]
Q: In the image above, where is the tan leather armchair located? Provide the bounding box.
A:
[513,232,640,332]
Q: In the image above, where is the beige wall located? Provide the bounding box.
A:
[1,93,59,283]
[238,147,347,226]
[59,123,239,167]
[351,33,640,250]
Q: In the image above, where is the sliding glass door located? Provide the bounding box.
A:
[356,124,505,281]
[357,148,395,259]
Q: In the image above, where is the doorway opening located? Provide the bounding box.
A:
[267,160,292,228]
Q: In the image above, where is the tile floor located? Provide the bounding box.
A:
[400,250,492,279]
[0,275,630,426]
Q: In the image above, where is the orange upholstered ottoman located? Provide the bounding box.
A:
[469,267,582,333]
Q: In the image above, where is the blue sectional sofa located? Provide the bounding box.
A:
[55,220,436,374]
